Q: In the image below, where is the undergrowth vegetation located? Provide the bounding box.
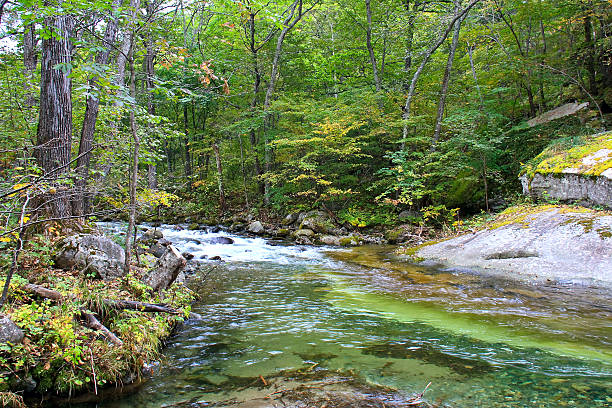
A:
[0,231,194,398]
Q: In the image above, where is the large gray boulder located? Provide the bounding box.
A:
[0,315,24,344]
[412,207,612,285]
[521,131,612,209]
[142,246,186,291]
[247,221,265,234]
[294,228,315,238]
[521,172,612,209]
[55,234,126,280]
[299,210,335,234]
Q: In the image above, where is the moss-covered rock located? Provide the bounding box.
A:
[521,131,612,208]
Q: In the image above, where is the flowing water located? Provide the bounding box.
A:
[87,223,611,407]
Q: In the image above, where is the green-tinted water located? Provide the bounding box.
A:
[78,231,612,407]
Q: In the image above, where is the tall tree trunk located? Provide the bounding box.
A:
[365,0,381,91]
[238,134,250,208]
[144,0,158,189]
[212,142,226,213]
[248,11,264,195]
[74,0,121,216]
[402,0,416,90]
[432,1,464,146]
[263,0,307,205]
[538,17,547,112]
[183,105,192,178]
[34,14,75,219]
[23,23,37,108]
[101,0,140,183]
[467,41,483,110]
[124,39,139,274]
[401,0,481,150]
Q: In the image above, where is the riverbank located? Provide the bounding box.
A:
[401,204,612,287]
[0,227,195,405]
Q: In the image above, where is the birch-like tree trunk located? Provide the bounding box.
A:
[432,1,465,146]
[365,0,381,91]
[400,0,481,150]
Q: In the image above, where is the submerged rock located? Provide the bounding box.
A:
[411,206,612,285]
[55,234,126,280]
[207,236,234,245]
[0,315,24,344]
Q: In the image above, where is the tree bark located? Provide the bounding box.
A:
[144,0,158,189]
[74,0,122,216]
[34,14,75,219]
[124,39,139,274]
[365,0,381,91]
[432,1,464,146]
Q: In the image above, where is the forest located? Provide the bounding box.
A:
[0,0,610,232]
[0,0,611,405]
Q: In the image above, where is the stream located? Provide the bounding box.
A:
[84,223,611,407]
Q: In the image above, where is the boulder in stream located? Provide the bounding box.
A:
[299,210,335,234]
[247,221,265,234]
[207,236,234,245]
[142,246,186,291]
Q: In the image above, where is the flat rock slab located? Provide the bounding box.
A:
[414,208,612,286]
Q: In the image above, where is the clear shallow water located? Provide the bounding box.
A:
[89,223,612,407]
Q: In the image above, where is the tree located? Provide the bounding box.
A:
[34,13,75,219]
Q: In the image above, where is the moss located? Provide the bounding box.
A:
[276,228,290,237]
[522,131,612,180]
[487,204,557,229]
[339,236,361,246]
[560,214,612,239]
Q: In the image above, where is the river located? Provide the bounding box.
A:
[84,223,611,407]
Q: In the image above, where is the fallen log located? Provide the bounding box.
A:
[81,312,123,346]
[23,283,201,346]
[24,284,184,315]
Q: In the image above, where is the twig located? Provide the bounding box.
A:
[89,349,98,395]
